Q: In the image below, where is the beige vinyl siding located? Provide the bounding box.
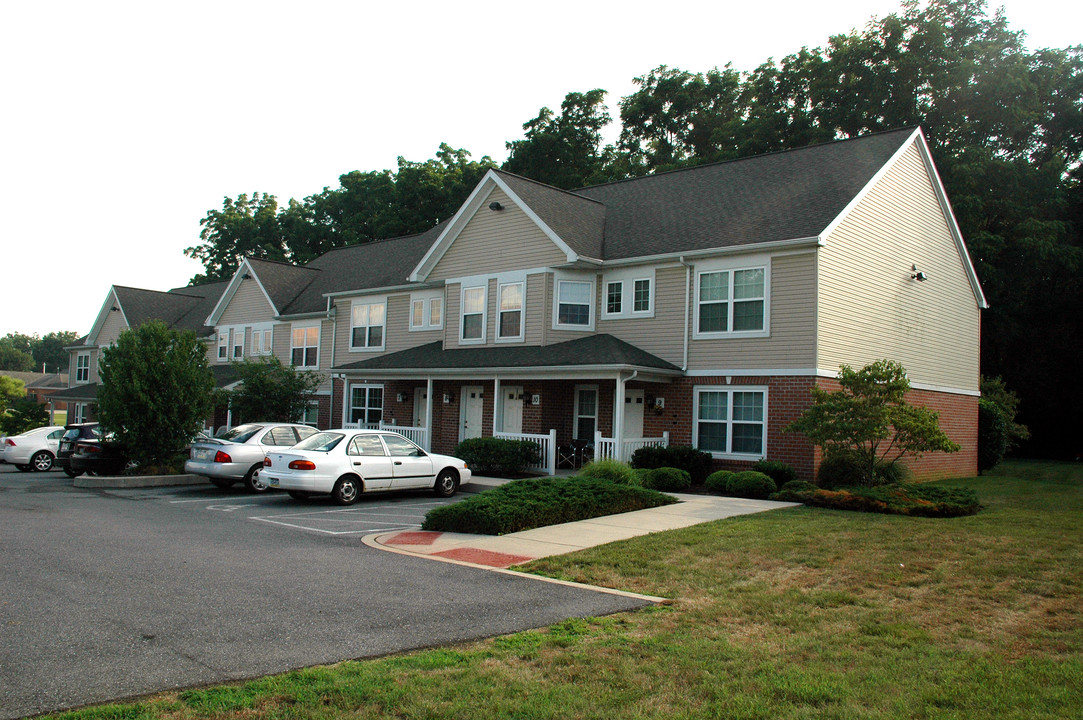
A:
[544,273,597,345]
[524,273,546,345]
[89,349,101,384]
[220,279,275,325]
[597,266,685,366]
[274,319,333,393]
[429,188,568,281]
[687,252,818,371]
[96,306,129,346]
[818,143,980,391]
[333,294,442,360]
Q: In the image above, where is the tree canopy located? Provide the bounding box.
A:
[222,356,323,425]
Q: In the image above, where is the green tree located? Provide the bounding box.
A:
[503,89,612,189]
[0,375,26,415]
[786,360,960,485]
[184,192,286,282]
[1,397,48,436]
[223,356,323,424]
[32,331,80,373]
[97,321,215,467]
[0,334,35,371]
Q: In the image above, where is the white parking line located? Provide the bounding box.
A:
[248,516,418,535]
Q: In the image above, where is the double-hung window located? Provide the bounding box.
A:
[232,329,244,358]
[250,327,272,356]
[409,292,443,331]
[574,386,598,440]
[75,353,90,383]
[601,271,653,319]
[633,278,651,312]
[461,286,486,342]
[497,282,524,341]
[693,386,766,458]
[350,301,385,351]
[348,385,383,426]
[606,281,622,314]
[555,279,593,329]
[695,259,768,338]
[290,325,319,368]
[217,331,228,361]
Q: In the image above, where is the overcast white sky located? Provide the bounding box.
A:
[1,0,1078,339]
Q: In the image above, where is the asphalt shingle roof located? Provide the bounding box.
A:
[333,334,681,373]
[494,171,607,260]
[243,258,321,315]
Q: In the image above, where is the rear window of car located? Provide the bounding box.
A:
[218,424,263,443]
[293,432,344,452]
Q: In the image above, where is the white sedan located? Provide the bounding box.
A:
[263,429,471,505]
[1,425,66,472]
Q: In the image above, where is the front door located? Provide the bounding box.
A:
[413,387,428,427]
[459,386,484,441]
[623,390,645,440]
[502,386,524,434]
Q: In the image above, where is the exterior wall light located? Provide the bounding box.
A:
[488,201,503,211]
[911,264,927,282]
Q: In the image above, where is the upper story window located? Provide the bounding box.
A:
[290,325,320,368]
[350,301,386,351]
[601,269,653,320]
[634,278,651,312]
[693,257,769,339]
[461,286,486,343]
[606,281,622,314]
[693,386,767,459]
[554,277,594,330]
[409,291,443,332]
[497,281,524,341]
[250,326,273,356]
[75,353,90,383]
[231,329,244,358]
[217,331,228,361]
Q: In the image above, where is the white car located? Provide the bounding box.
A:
[1,426,66,472]
[185,423,318,492]
[263,429,471,505]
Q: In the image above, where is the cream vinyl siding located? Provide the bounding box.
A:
[273,320,333,393]
[544,273,597,345]
[96,306,129,346]
[220,279,276,325]
[687,253,817,370]
[524,273,546,345]
[332,294,442,360]
[818,143,980,391]
[597,265,684,366]
[429,188,568,282]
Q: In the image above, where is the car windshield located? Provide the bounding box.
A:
[64,426,100,441]
[217,424,264,443]
[292,432,344,452]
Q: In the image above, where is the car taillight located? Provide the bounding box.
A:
[81,444,101,454]
[288,460,316,470]
[263,457,272,467]
[5,439,15,447]
[214,450,232,463]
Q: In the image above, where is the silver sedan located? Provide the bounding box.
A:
[185,423,317,492]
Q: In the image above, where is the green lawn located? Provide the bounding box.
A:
[48,461,1082,719]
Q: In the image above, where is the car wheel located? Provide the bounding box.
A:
[63,466,82,478]
[244,464,269,493]
[210,479,234,489]
[287,490,311,501]
[30,451,54,472]
[433,469,459,498]
[332,476,360,505]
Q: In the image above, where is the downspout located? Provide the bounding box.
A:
[679,256,692,371]
[328,299,337,429]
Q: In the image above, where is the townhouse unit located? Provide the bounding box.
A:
[59,127,985,480]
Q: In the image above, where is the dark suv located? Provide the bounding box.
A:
[57,423,102,478]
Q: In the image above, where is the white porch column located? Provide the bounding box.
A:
[424,377,434,451]
[612,372,626,461]
[493,378,503,434]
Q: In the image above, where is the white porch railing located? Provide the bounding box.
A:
[495,429,557,476]
[342,422,430,451]
[594,431,670,463]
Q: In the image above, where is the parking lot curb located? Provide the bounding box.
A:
[361,532,669,605]
[73,473,208,489]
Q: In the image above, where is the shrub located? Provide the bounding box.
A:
[724,470,777,499]
[705,470,735,493]
[802,483,982,518]
[578,458,636,485]
[452,437,541,475]
[421,477,678,535]
[630,445,713,484]
[769,480,817,502]
[642,467,692,492]
[817,450,902,489]
[978,398,1009,473]
[752,459,798,486]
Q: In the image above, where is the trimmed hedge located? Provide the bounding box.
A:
[630,445,713,484]
[421,477,678,535]
[705,470,735,493]
[767,482,982,517]
[725,470,777,499]
[642,467,692,492]
[452,437,541,475]
[578,458,637,485]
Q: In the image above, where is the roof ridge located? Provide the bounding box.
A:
[304,222,447,263]
[493,168,606,207]
[573,126,919,192]
[244,256,321,273]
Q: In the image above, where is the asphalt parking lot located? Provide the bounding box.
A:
[0,466,652,719]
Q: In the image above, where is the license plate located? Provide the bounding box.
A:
[268,477,279,487]
[194,448,212,461]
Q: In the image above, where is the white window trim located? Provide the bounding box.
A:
[345,383,384,427]
[601,268,655,320]
[573,384,599,441]
[496,280,525,343]
[290,322,321,369]
[605,280,623,316]
[409,290,444,331]
[249,323,274,356]
[692,255,771,339]
[231,327,245,359]
[460,285,488,344]
[217,331,229,361]
[349,297,387,352]
[552,273,595,331]
[73,402,88,424]
[692,385,768,460]
[75,352,90,384]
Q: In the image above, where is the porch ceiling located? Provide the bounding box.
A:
[332,334,682,381]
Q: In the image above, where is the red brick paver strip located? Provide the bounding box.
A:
[432,547,535,568]
[385,531,442,545]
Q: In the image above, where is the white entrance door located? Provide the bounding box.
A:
[459,386,484,441]
[502,386,524,434]
[413,387,428,427]
[623,390,645,440]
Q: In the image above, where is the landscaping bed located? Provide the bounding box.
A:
[421,476,678,535]
[772,480,983,517]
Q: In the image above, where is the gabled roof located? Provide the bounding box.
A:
[205,258,319,325]
[333,334,682,375]
[83,283,227,346]
[494,171,606,260]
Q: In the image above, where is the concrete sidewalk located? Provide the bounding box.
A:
[366,476,798,569]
